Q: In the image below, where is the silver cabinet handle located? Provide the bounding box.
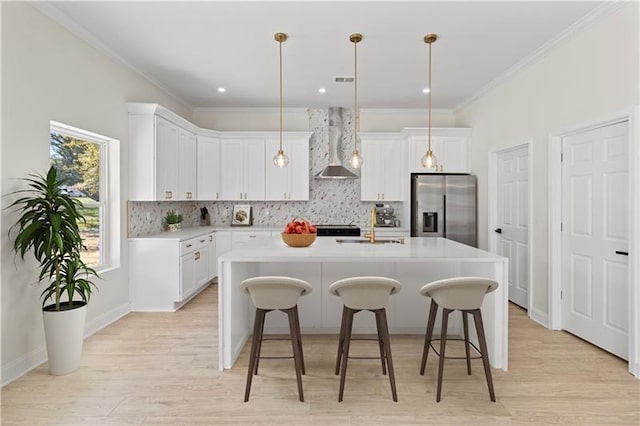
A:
[186,244,193,248]
[216,192,219,199]
[209,235,213,242]
[244,192,247,199]
[200,239,205,243]
[249,235,256,238]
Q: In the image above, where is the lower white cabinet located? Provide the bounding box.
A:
[129,232,215,311]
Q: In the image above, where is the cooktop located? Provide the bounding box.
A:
[316,224,361,237]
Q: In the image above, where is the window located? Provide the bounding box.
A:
[50,121,119,270]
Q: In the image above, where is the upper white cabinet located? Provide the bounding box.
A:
[405,128,471,173]
[219,138,266,201]
[128,104,199,201]
[360,133,404,201]
[265,138,310,201]
[197,135,221,201]
[178,128,197,200]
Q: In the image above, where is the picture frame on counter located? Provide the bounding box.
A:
[231,205,253,226]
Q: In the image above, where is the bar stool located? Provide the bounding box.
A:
[240,276,312,402]
[329,276,402,402]
[419,277,499,402]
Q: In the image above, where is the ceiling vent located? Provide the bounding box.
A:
[334,76,354,83]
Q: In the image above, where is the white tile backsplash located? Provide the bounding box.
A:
[128,108,402,237]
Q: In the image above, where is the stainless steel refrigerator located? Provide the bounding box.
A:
[411,174,477,247]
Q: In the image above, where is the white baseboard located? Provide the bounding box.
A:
[529,307,549,328]
[1,302,130,387]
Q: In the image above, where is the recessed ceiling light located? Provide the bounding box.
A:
[422,88,430,94]
[318,88,326,94]
[217,87,226,93]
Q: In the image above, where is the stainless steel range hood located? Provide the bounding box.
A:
[315,107,357,179]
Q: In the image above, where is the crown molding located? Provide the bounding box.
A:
[30,2,193,111]
[453,1,623,113]
[192,107,310,114]
[360,108,453,115]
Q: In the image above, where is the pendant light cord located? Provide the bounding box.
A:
[354,38,358,143]
[428,37,432,153]
[279,37,283,153]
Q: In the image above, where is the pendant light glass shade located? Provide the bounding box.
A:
[273,32,289,168]
[423,34,438,170]
[350,33,363,169]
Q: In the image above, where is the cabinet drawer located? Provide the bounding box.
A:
[231,231,272,247]
[181,235,209,255]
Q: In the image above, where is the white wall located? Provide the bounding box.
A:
[192,107,455,131]
[454,3,639,318]
[0,2,191,383]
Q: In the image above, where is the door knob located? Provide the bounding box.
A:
[494,228,502,234]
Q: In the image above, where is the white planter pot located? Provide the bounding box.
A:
[43,302,87,375]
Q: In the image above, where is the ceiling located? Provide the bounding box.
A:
[43,1,604,110]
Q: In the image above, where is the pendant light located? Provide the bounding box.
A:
[421,34,438,169]
[349,33,363,169]
[273,32,289,168]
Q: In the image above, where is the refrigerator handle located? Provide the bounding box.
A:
[443,194,446,237]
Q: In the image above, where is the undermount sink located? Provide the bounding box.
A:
[336,237,405,245]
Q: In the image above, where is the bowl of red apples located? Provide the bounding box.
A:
[281,219,317,247]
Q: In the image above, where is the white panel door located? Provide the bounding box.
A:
[496,145,529,309]
[562,121,629,360]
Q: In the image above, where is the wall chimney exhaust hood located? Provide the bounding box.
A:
[315,107,357,179]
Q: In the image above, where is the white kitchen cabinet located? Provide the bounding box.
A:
[207,233,217,280]
[128,103,200,201]
[405,128,471,173]
[360,134,404,201]
[178,128,197,200]
[155,116,179,200]
[197,135,221,200]
[129,231,215,311]
[219,139,266,201]
[265,138,310,200]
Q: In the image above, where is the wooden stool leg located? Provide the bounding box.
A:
[287,308,304,402]
[377,308,398,402]
[244,308,265,402]
[253,308,267,376]
[420,299,438,375]
[293,305,305,375]
[436,308,451,402]
[374,308,387,375]
[338,308,355,402]
[462,310,472,375]
[472,309,496,402]
[335,305,348,375]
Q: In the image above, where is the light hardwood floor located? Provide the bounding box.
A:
[2,284,639,425]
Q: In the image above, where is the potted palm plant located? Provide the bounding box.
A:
[9,166,98,375]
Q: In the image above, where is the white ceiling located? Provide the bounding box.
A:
[43,1,604,110]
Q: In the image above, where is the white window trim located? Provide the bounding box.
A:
[50,120,120,274]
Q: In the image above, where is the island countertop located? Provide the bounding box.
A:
[219,236,505,263]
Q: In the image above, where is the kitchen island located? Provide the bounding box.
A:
[218,236,508,371]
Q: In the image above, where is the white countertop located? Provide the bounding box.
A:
[219,236,506,263]
[128,226,278,241]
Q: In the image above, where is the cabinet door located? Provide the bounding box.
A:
[155,117,179,200]
[197,136,221,200]
[265,139,288,200]
[178,129,197,200]
[194,246,210,289]
[207,233,217,279]
[287,139,309,200]
[242,139,266,200]
[180,253,195,301]
[441,137,468,172]
[381,140,403,201]
[360,139,383,201]
[408,135,443,173]
[219,140,244,200]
